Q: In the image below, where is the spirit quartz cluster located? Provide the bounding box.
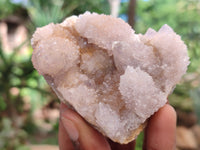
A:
[31,12,190,144]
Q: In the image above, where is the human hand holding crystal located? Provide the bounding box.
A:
[59,102,176,150]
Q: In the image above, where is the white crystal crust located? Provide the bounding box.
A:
[31,12,190,144]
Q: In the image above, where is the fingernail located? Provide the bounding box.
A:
[61,117,79,141]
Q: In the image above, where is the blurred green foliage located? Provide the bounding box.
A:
[27,0,66,27]
[0,40,53,148]
[0,118,29,150]
[0,40,50,112]
[0,0,21,19]
[135,131,144,150]
[26,0,109,29]
[190,87,200,124]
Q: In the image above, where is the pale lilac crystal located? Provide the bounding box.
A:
[31,12,190,144]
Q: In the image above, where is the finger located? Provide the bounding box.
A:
[60,103,111,150]
[108,139,136,150]
[143,104,177,150]
[59,118,75,150]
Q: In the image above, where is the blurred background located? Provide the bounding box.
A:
[0,0,200,150]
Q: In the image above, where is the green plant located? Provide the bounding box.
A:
[27,0,66,27]
[190,86,200,124]
[0,40,55,148]
[0,40,47,116]
[25,0,109,32]
[0,118,29,150]
[0,0,21,19]
[135,131,144,150]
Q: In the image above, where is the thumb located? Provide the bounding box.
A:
[60,103,111,150]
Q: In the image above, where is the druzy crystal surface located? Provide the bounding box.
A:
[31,12,190,144]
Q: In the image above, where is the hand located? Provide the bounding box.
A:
[59,103,176,150]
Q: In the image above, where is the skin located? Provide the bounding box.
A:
[59,103,176,150]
